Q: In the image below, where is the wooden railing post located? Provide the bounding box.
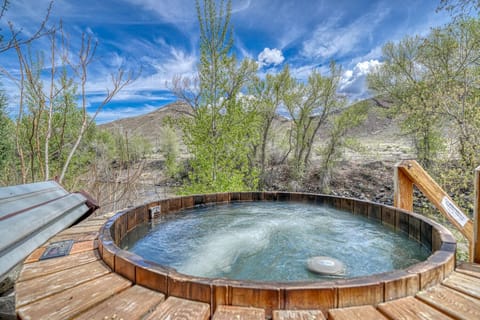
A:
[394,160,474,261]
[394,163,414,212]
[474,166,480,263]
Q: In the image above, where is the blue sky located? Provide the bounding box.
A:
[1,0,451,124]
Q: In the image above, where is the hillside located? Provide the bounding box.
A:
[99,101,192,152]
[99,99,407,159]
[96,98,413,212]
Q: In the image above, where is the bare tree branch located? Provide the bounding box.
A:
[1,1,54,53]
[59,32,135,183]
[0,0,9,21]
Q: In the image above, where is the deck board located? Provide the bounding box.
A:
[327,305,387,320]
[273,309,326,320]
[455,263,480,279]
[18,250,101,282]
[75,285,165,320]
[47,232,98,243]
[377,296,453,319]
[416,284,480,319]
[144,296,210,320]
[57,224,103,235]
[442,271,480,299]
[213,305,265,320]
[16,260,111,307]
[23,247,46,263]
[73,219,108,227]
[69,240,97,255]
[16,273,132,320]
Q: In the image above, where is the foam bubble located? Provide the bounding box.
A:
[179,222,274,277]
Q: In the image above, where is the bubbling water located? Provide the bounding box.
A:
[121,202,430,282]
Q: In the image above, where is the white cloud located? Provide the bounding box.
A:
[125,0,253,24]
[354,60,381,75]
[84,42,196,99]
[257,48,284,67]
[232,0,253,13]
[289,63,330,82]
[340,59,381,101]
[123,0,196,24]
[302,6,389,59]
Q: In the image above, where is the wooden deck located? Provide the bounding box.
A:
[15,213,480,320]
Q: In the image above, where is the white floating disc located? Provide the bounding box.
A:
[306,256,346,276]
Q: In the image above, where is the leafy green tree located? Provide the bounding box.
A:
[284,62,345,178]
[4,20,132,188]
[174,0,259,193]
[438,0,479,16]
[249,65,292,187]
[369,18,480,170]
[0,88,14,183]
[422,19,480,168]
[112,128,150,166]
[159,126,181,179]
[12,67,97,187]
[368,37,445,168]
[318,102,368,190]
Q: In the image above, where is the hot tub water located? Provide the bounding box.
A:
[120,202,430,282]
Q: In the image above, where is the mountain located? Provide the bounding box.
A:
[99,98,403,156]
[99,101,192,151]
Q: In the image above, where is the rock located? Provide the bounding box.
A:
[374,192,385,201]
[0,264,21,296]
[0,295,15,320]
[0,277,14,296]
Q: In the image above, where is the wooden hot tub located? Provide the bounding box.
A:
[98,192,456,317]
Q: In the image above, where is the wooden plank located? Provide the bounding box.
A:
[455,262,480,279]
[416,284,480,319]
[25,240,97,264]
[47,232,98,243]
[84,214,112,221]
[23,247,46,263]
[144,296,210,320]
[337,282,384,307]
[74,219,107,227]
[328,306,387,320]
[75,285,165,320]
[213,305,265,320]
[230,286,281,316]
[377,296,453,320]
[397,160,474,249]
[18,250,100,282]
[474,166,480,263]
[273,309,326,320]
[394,164,414,211]
[16,260,111,307]
[283,286,336,313]
[70,240,97,254]
[16,273,132,320]
[442,271,480,299]
[56,224,102,235]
